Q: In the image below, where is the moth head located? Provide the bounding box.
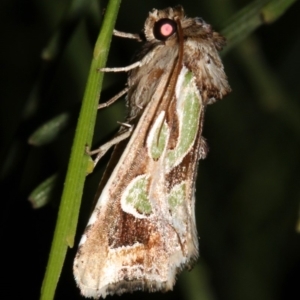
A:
[144,6,185,42]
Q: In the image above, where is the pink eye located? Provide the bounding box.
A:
[153,18,177,41]
[160,23,173,36]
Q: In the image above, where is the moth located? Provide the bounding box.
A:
[74,5,231,299]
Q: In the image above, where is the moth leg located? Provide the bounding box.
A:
[113,29,142,41]
[87,127,133,167]
[98,87,129,109]
[117,121,132,128]
[99,61,141,73]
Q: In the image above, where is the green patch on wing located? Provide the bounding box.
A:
[167,71,201,170]
[150,119,169,160]
[168,182,186,210]
[125,175,152,215]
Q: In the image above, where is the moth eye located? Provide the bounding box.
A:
[153,18,177,41]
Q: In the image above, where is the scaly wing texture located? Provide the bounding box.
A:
[74,6,230,299]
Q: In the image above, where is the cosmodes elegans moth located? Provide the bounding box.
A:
[74,5,231,299]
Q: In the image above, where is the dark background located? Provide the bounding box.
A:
[0,0,299,299]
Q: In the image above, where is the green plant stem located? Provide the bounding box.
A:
[40,1,122,299]
[221,0,298,54]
